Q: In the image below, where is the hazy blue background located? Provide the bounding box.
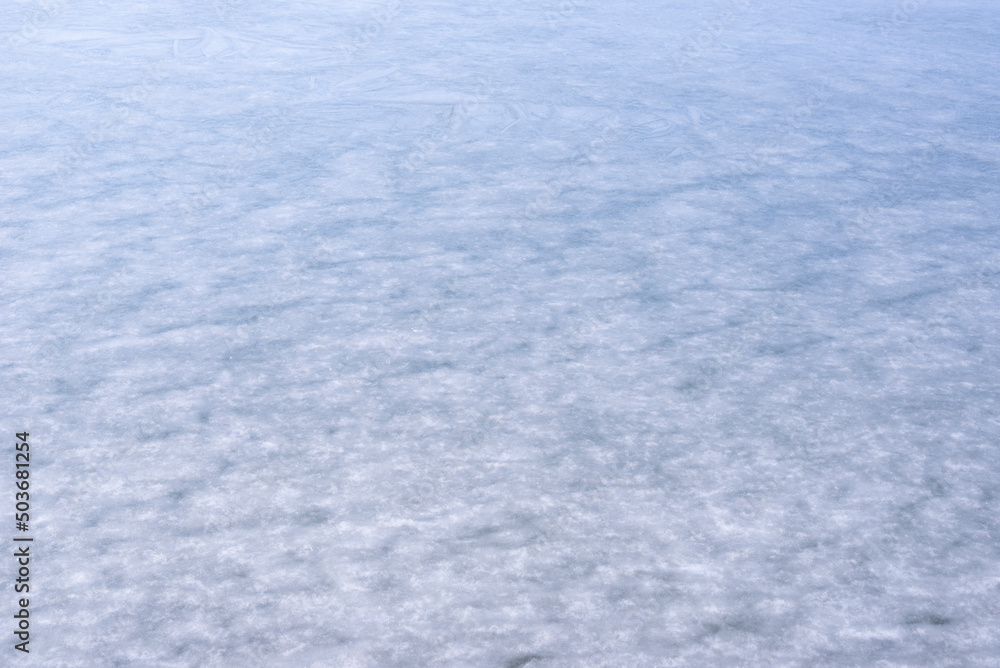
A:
[2,0,999,665]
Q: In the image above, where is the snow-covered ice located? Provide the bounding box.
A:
[1,0,999,665]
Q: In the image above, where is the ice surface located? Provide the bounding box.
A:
[2,0,999,665]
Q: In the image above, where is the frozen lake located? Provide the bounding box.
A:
[1,0,999,665]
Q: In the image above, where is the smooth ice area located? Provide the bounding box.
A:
[1,0,999,665]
